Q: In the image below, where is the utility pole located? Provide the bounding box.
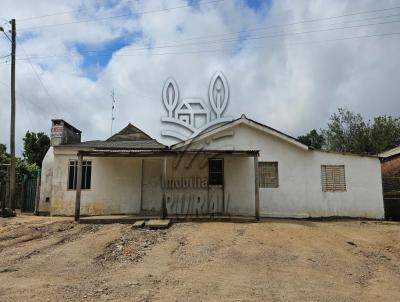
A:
[110,89,116,136]
[0,19,16,215]
[9,19,16,212]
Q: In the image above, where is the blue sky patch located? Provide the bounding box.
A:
[74,31,142,80]
[243,0,272,12]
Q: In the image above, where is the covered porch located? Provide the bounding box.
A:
[73,149,260,222]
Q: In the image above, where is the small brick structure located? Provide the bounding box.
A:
[381,153,400,220]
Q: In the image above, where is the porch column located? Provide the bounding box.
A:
[161,156,167,219]
[74,152,83,222]
[254,155,260,220]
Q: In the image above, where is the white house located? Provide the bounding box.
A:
[39,116,385,220]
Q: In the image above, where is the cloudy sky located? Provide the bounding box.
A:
[0,0,399,155]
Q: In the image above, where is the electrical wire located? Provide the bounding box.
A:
[12,30,400,61]
[145,11,400,46]
[14,10,400,58]
[0,80,53,117]
[17,0,223,22]
[16,36,61,114]
[1,31,12,43]
[18,0,225,32]
[15,19,400,60]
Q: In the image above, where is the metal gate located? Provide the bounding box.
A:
[382,176,400,221]
[0,172,40,212]
[20,176,39,212]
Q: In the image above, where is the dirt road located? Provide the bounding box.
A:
[0,215,399,301]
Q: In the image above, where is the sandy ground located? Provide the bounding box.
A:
[0,215,399,301]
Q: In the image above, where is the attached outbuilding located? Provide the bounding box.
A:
[40,116,385,220]
[379,146,400,220]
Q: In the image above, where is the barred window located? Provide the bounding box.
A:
[259,162,279,188]
[208,159,224,186]
[68,160,92,190]
[321,165,346,192]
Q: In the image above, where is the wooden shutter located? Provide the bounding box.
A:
[321,165,346,192]
[259,162,279,188]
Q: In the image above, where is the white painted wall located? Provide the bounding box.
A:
[183,122,385,219]
[40,121,385,219]
[141,158,163,213]
[41,147,142,216]
[39,146,54,213]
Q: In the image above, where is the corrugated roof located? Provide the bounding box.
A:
[107,123,152,141]
[379,145,400,158]
[59,123,167,150]
[66,139,167,150]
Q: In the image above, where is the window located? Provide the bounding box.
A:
[208,159,224,186]
[321,165,346,192]
[68,160,92,190]
[259,162,279,188]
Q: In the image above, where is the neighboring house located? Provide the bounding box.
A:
[40,116,385,220]
[379,146,400,220]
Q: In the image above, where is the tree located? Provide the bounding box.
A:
[0,143,10,183]
[322,108,371,153]
[0,143,38,184]
[298,108,400,154]
[297,129,324,149]
[23,131,50,167]
[369,116,400,153]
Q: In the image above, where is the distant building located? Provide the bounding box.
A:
[379,146,400,220]
[39,116,385,220]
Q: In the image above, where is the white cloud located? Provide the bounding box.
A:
[0,0,399,156]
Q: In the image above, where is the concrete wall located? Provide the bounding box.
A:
[39,147,54,213]
[40,122,385,219]
[41,147,142,216]
[183,123,385,219]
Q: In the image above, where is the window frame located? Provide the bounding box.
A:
[321,164,346,192]
[67,160,92,190]
[258,161,279,188]
[208,158,224,186]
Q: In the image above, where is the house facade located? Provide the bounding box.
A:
[39,116,385,220]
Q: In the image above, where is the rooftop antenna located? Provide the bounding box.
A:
[111,89,116,136]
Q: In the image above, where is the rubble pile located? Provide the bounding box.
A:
[98,228,168,265]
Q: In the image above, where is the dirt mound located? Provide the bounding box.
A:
[97,227,168,265]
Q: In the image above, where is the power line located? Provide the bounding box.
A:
[12,30,400,61]
[16,10,398,58]
[18,7,98,22]
[145,11,400,46]
[13,2,400,25]
[15,19,400,60]
[18,0,225,32]
[17,0,206,21]
[15,3,400,34]
[1,31,12,43]
[16,36,61,114]
[0,80,53,116]
[14,11,400,59]
[136,18,400,51]
[118,14,400,52]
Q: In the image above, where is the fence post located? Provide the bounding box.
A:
[0,182,4,217]
[34,170,41,216]
[20,175,27,212]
